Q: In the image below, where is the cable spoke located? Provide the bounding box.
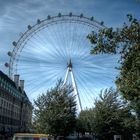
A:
[8,15,119,109]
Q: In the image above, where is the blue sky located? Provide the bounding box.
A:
[0,0,140,109]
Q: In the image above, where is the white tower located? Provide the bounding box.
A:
[63,59,82,112]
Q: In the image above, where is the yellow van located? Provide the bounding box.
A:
[13,133,49,140]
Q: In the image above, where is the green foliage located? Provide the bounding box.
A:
[87,14,140,101]
[78,89,135,140]
[33,80,77,136]
[87,14,140,136]
[92,89,135,139]
[76,109,93,134]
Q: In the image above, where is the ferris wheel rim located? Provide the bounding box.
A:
[6,13,105,78]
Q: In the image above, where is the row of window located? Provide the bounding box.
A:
[0,97,21,114]
[0,90,21,106]
[0,107,20,119]
[0,98,32,122]
[0,115,26,126]
[0,76,32,109]
[0,82,21,100]
[0,77,26,100]
[0,115,21,126]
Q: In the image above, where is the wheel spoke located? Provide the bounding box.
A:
[7,14,118,109]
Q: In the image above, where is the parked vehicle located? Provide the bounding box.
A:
[12,133,49,140]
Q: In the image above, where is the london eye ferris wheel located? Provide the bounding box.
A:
[5,13,118,110]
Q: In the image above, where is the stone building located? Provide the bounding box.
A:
[0,70,32,138]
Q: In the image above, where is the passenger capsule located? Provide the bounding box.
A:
[80,14,83,18]
[37,19,41,24]
[69,12,72,17]
[5,63,9,67]
[58,13,61,17]
[12,41,17,46]
[47,15,51,19]
[7,51,12,57]
[90,17,94,21]
[100,21,104,25]
[28,25,32,30]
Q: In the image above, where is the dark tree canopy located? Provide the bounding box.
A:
[77,89,135,140]
[87,14,140,137]
[76,109,93,134]
[92,89,135,138]
[33,80,77,136]
[87,14,140,101]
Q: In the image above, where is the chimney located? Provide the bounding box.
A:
[14,74,19,87]
[20,80,24,92]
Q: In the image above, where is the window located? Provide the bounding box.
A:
[1,99,3,106]
[41,138,48,140]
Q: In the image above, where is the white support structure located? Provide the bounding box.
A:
[63,59,82,112]
[63,68,69,85]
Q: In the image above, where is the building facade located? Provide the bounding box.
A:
[0,71,32,138]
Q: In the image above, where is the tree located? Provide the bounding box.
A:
[76,109,93,135]
[87,14,140,136]
[91,89,135,140]
[33,80,77,137]
[76,89,135,140]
